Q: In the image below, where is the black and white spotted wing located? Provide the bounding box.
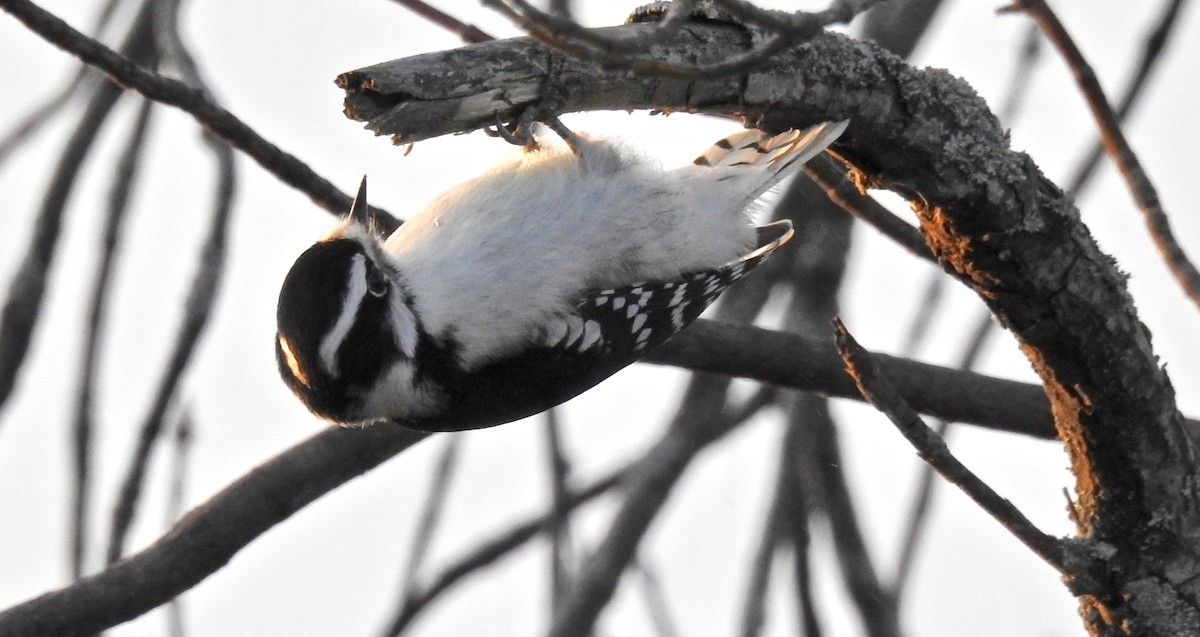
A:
[544,220,795,358]
[406,221,793,432]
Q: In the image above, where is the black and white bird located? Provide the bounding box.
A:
[275,121,848,430]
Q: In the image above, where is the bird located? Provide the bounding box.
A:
[275,121,848,431]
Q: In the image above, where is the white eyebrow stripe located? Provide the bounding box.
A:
[319,254,369,378]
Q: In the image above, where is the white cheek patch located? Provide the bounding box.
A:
[319,254,369,378]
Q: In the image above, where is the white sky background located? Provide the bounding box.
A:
[0,1,1198,636]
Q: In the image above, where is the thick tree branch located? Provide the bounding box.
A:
[0,424,431,637]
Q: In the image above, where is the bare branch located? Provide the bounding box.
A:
[547,375,734,637]
[163,408,194,637]
[804,154,933,263]
[542,408,574,613]
[69,95,156,579]
[398,435,461,595]
[0,0,123,168]
[481,0,882,79]
[1005,0,1200,311]
[738,458,783,637]
[386,0,495,43]
[0,425,432,637]
[1064,0,1190,195]
[634,558,681,637]
[0,0,155,422]
[379,462,627,636]
[780,426,822,637]
[106,0,240,563]
[648,320,1058,439]
[832,318,1088,588]
[892,308,996,596]
[0,0,397,227]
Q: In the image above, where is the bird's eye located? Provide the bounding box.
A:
[365,262,389,297]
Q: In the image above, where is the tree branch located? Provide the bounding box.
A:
[0,424,431,637]
[1005,0,1200,311]
[833,318,1098,592]
[648,320,1058,439]
[0,0,155,421]
[0,0,397,227]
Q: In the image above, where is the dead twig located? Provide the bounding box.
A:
[1005,0,1200,311]
[832,318,1081,584]
[0,0,397,227]
[803,155,934,263]
[483,0,884,78]
[1064,0,1191,195]
[0,0,155,422]
[543,408,574,613]
[106,0,240,563]
[69,95,156,579]
[386,0,494,43]
[397,435,461,597]
[379,463,627,636]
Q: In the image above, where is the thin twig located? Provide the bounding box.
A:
[399,435,460,595]
[69,95,156,580]
[543,408,574,614]
[1006,0,1200,310]
[738,433,789,637]
[634,557,681,637]
[891,308,996,596]
[0,0,397,226]
[0,0,124,168]
[832,318,1075,579]
[995,23,1042,126]
[483,0,879,78]
[0,0,155,421]
[106,0,240,563]
[386,0,494,43]
[897,273,946,358]
[806,397,901,637]
[780,428,822,637]
[163,408,194,637]
[1064,0,1191,195]
[804,155,934,263]
[379,464,628,636]
[547,375,735,637]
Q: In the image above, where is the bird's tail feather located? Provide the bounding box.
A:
[692,120,849,206]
